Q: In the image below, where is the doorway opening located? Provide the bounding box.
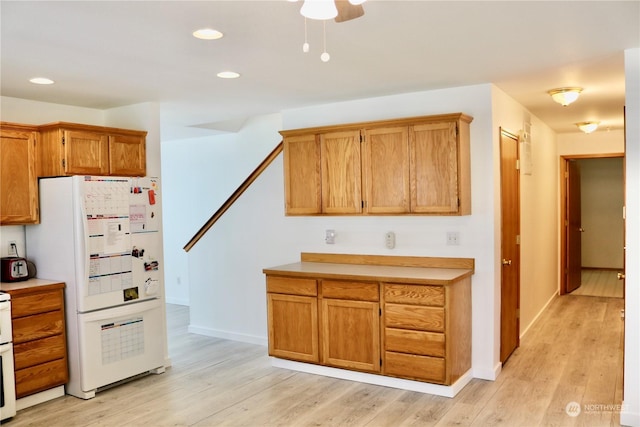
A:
[560,154,625,298]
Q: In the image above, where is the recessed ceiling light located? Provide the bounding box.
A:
[193,28,223,40]
[217,71,240,79]
[29,77,55,85]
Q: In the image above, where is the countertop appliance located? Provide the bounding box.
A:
[1,257,29,282]
[26,176,166,399]
[0,291,16,421]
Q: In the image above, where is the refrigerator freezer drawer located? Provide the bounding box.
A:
[74,298,165,398]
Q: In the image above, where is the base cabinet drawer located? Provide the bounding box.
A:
[384,351,446,384]
[385,303,445,332]
[15,358,68,398]
[385,328,445,357]
[14,334,67,370]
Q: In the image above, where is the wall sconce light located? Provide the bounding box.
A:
[576,121,600,134]
[548,87,583,106]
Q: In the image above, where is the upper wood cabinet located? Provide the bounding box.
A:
[320,130,362,214]
[283,134,321,214]
[38,122,146,177]
[280,113,472,216]
[0,122,39,224]
[362,126,410,213]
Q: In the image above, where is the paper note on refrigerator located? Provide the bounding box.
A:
[103,220,130,254]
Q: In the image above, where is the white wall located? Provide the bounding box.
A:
[183,84,504,380]
[621,47,640,427]
[161,113,283,306]
[490,87,559,340]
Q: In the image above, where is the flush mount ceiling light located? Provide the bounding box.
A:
[216,71,240,79]
[548,87,583,106]
[193,28,223,40]
[29,77,54,85]
[576,121,600,134]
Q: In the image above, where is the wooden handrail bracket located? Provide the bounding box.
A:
[183,141,283,252]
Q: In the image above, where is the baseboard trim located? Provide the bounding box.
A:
[271,357,473,398]
[620,405,640,427]
[520,291,559,341]
[187,324,268,347]
[16,386,65,411]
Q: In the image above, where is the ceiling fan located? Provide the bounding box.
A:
[296,0,366,23]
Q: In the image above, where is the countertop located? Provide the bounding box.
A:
[263,261,473,286]
[1,278,65,294]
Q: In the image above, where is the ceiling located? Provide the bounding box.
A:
[1,1,638,141]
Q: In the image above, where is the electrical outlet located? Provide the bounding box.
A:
[8,241,18,256]
[385,231,396,249]
[446,232,460,246]
[325,229,336,244]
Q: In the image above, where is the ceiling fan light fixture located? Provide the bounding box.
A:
[576,121,600,134]
[300,0,338,20]
[548,87,583,106]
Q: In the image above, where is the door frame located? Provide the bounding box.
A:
[559,153,624,295]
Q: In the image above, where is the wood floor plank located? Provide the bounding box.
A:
[7,296,624,427]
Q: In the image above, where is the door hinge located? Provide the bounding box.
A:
[380,358,383,366]
[516,160,520,170]
[62,136,65,144]
[62,159,66,167]
[516,308,520,318]
[379,308,382,316]
[516,235,520,245]
[455,123,459,136]
[360,133,364,143]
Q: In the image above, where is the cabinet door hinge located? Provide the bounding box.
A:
[516,308,520,318]
[62,159,66,167]
[379,308,382,316]
[516,160,520,170]
[455,123,459,136]
[360,133,364,143]
[380,358,383,366]
[62,136,65,144]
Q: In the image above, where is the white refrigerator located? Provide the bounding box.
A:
[26,176,166,399]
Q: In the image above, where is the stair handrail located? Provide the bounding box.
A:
[183,141,283,252]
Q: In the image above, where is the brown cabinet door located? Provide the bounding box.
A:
[0,126,39,224]
[362,126,410,213]
[109,133,146,176]
[410,122,459,213]
[283,135,321,215]
[320,130,362,214]
[321,298,380,372]
[267,293,319,363]
[64,129,109,175]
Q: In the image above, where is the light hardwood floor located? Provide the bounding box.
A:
[572,269,624,298]
[6,296,624,426]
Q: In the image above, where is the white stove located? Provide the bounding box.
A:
[0,291,16,421]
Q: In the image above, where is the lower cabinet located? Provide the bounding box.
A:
[265,272,471,386]
[320,280,380,373]
[8,282,69,398]
[266,276,319,363]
